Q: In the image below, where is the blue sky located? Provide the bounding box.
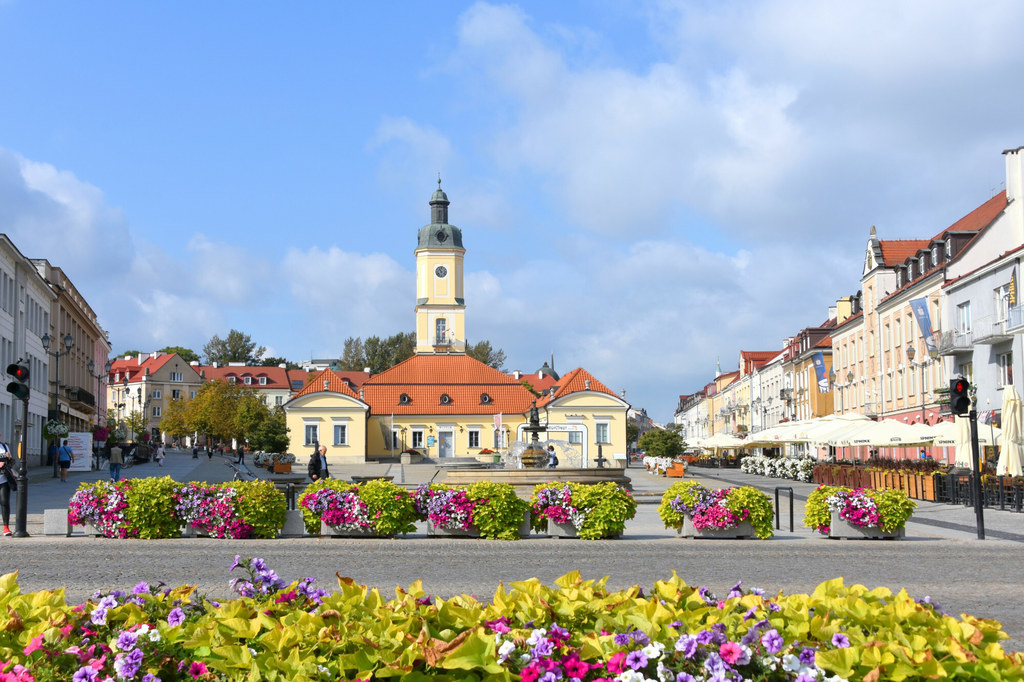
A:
[2,1,1023,423]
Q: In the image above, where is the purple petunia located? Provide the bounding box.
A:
[832,632,851,648]
[167,607,186,627]
[799,647,817,665]
[761,629,784,654]
[625,649,648,670]
[116,630,139,652]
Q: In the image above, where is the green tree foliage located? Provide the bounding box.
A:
[124,410,147,442]
[466,340,507,370]
[638,428,684,458]
[248,407,290,453]
[338,332,416,373]
[185,380,245,443]
[158,346,200,363]
[337,337,366,371]
[261,356,300,369]
[159,398,191,441]
[626,422,640,447]
[117,349,141,358]
[203,329,266,366]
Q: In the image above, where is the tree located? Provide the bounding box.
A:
[248,407,290,453]
[117,349,142,358]
[337,336,366,371]
[185,380,246,443]
[339,332,416,373]
[124,410,147,442]
[159,398,191,442]
[203,329,266,366]
[638,428,684,458]
[466,340,507,370]
[626,422,640,448]
[261,356,300,370]
[159,346,200,363]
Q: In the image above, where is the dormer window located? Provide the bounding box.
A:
[480,393,491,405]
[945,238,952,259]
[931,245,940,265]
[919,257,926,276]
[228,376,237,384]
[259,376,267,386]
[440,393,452,405]
[244,376,252,385]
[400,393,411,405]
[896,268,903,288]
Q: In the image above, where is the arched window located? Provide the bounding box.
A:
[480,393,491,404]
[400,393,411,405]
[440,393,452,405]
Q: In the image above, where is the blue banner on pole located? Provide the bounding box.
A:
[910,298,937,354]
[812,352,830,393]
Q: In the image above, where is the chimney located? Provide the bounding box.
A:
[363,367,371,374]
[151,352,159,360]
[190,360,199,366]
[137,355,144,365]
[213,362,219,369]
[278,363,286,369]
[513,370,521,380]
[585,379,591,390]
[1005,145,1024,205]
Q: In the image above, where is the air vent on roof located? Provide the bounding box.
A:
[440,393,452,405]
[400,393,411,405]
[480,393,491,404]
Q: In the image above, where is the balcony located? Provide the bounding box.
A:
[1007,305,1024,333]
[973,314,1013,345]
[65,385,96,410]
[936,329,973,356]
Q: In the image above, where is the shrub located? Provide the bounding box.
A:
[530,481,637,539]
[414,482,529,540]
[804,485,916,535]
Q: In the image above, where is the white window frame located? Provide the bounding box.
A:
[412,430,424,449]
[957,302,972,333]
[151,389,162,399]
[333,424,347,446]
[567,431,583,445]
[998,352,1013,387]
[275,396,283,405]
[595,422,610,444]
[170,372,183,382]
[152,406,162,417]
[304,423,319,446]
[244,376,252,385]
[468,429,480,448]
[995,284,1011,322]
[259,376,267,386]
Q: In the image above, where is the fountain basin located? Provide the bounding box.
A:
[439,467,632,500]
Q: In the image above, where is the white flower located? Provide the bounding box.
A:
[613,671,647,682]
[497,640,516,662]
[147,629,161,642]
[317,665,329,674]
[656,661,674,681]
[249,647,257,656]
[519,653,532,666]
[782,654,802,672]
[642,641,665,660]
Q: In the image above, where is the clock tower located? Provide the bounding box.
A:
[415,178,466,354]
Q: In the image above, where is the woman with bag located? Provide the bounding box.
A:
[0,430,15,536]
[57,439,74,482]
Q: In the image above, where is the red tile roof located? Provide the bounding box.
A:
[537,367,618,406]
[932,191,1006,240]
[291,369,362,400]
[879,240,930,266]
[109,353,199,383]
[198,365,295,390]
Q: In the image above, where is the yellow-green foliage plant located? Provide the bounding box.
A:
[804,485,917,535]
[0,562,1022,681]
[298,478,420,536]
[530,481,637,539]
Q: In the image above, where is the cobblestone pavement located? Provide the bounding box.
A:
[1,453,1022,650]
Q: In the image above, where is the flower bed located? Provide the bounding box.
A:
[0,558,1021,681]
[68,478,286,539]
[414,481,529,540]
[741,454,815,482]
[658,481,775,539]
[530,481,636,539]
[804,485,916,536]
[299,478,419,536]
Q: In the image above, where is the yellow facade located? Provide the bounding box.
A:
[284,391,369,464]
[542,391,630,467]
[414,251,466,354]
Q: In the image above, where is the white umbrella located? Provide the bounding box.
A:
[955,415,973,467]
[802,413,875,444]
[747,420,813,444]
[996,386,1024,477]
[700,433,748,450]
[920,419,1000,448]
[828,419,934,448]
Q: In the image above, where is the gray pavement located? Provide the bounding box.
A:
[1,453,1022,650]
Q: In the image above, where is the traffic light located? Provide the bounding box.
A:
[950,377,972,416]
[6,362,29,400]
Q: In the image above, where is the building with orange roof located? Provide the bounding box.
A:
[107,352,203,442]
[191,362,321,410]
[284,183,629,465]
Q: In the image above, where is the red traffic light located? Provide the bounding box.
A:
[950,378,971,416]
[8,364,28,381]
[6,362,29,400]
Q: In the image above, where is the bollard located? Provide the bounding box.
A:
[774,486,794,532]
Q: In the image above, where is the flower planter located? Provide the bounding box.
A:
[320,522,393,538]
[427,520,481,538]
[84,522,105,538]
[828,511,904,540]
[678,517,755,539]
[920,474,938,502]
[272,462,292,474]
[666,463,687,478]
[545,519,620,539]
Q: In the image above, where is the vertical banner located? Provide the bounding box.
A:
[66,432,93,472]
[493,412,503,448]
[1010,266,1018,307]
[910,298,937,354]
[812,353,830,393]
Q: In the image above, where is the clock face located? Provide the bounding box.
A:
[435,265,448,278]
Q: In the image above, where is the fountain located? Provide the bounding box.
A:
[440,401,632,497]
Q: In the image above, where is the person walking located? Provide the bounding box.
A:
[57,439,74,482]
[155,443,165,467]
[108,442,123,481]
[308,445,329,481]
[192,444,199,459]
[235,444,245,464]
[546,445,559,468]
[0,431,15,536]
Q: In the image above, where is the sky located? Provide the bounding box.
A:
[2,1,1023,424]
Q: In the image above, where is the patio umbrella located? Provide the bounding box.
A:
[700,433,748,450]
[955,415,973,467]
[921,419,1001,448]
[996,386,1024,476]
[801,413,875,444]
[828,419,934,448]
[747,420,813,444]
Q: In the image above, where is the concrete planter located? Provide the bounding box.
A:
[320,522,393,538]
[828,511,905,540]
[546,519,621,539]
[678,517,755,539]
[427,520,480,537]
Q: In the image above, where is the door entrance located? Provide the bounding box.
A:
[439,431,454,458]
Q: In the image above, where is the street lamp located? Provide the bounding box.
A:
[87,359,112,470]
[41,331,74,478]
[906,347,928,425]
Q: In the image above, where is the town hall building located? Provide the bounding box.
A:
[283,182,629,466]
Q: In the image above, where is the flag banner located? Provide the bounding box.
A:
[1010,266,1018,307]
[378,418,391,446]
[494,412,502,432]
[910,298,937,354]
[812,352,830,393]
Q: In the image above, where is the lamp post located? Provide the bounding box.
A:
[41,331,74,478]
[87,359,111,470]
[905,347,928,426]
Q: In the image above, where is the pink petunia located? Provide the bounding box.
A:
[188,661,208,678]
[606,651,627,674]
[719,641,742,665]
[22,634,44,655]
